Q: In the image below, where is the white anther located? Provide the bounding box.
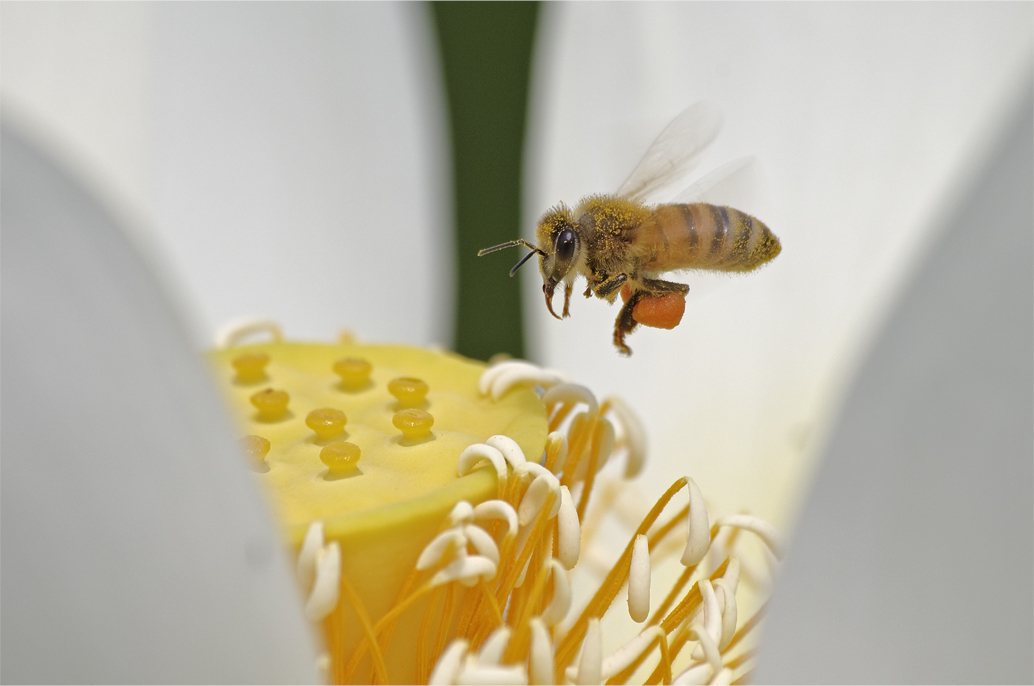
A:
[528,618,554,685]
[545,432,568,472]
[304,541,341,621]
[540,559,572,627]
[449,501,475,526]
[474,500,519,539]
[601,625,665,681]
[480,361,570,400]
[681,478,711,566]
[688,623,723,674]
[456,663,528,685]
[691,580,723,660]
[429,639,468,685]
[575,618,602,685]
[722,555,741,593]
[556,485,581,570]
[628,534,651,623]
[214,316,283,348]
[518,470,562,526]
[591,418,616,473]
[432,554,497,588]
[458,444,508,484]
[477,626,513,666]
[486,435,527,468]
[605,396,647,478]
[542,383,599,417]
[712,578,738,650]
[298,520,325,590]
[713,514,784,560]
[463,524,501,566]
[417,530,467,570]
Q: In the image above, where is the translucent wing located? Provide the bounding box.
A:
[671,155,761,210]
[615,101,723,204]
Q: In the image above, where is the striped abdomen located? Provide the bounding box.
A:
[641,203,780,273]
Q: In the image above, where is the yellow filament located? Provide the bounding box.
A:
[338,574,390,685]
[417,585,446,683]
[553,477,689,677]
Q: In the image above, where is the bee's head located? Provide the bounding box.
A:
[535,205,580,318]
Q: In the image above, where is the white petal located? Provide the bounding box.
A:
[605,396,647,478]
[556,485,581,570]
[417,530,466,570]
[458,444,508,484]
[713,514,784,559]
[429,639,468,685]
[464,524,501,566]
[528,618,554,685]
[297,520,324,590]
[474,500,519,539]
[486,435,527,468]
[628,534,651,623]
[304,542,341,621]
[540,560,571,627]
[542,383,599,417]
[681,478,711,566]
[575,618,602,685]
[477,626,513,666]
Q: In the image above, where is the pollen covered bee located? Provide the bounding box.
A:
[478,102,781,355]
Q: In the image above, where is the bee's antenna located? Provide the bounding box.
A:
[477,239,545,258]
[508,250,540,277]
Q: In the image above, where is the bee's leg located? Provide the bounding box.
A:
[562,281,574,318]
[583,285,593,298]
[639,277,690,295]
[613,289,647,356]
[595,273,628,300]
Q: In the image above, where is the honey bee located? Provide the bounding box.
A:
[478,102,781,355]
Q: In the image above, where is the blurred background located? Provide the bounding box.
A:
[2,2,1031,683]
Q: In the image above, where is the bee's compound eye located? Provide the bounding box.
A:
[556,228,577,263]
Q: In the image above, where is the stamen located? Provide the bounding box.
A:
[573,618,602,685]
[297,520,324,589]
[691,580,722,660]
[457,662,528,685]
[417,530,467,570]
[556,485,581,569]
[542,383,599,417]
[712,515,785,559]
[464,524,501,566]
[305,541,341,621]
[486,435,527,468]
[449,501,475,526]
[528,618,553,686]
[711,578,738,651]
[477,626,513,665]
[544,432,569,473]
[604,396,648,478]
[628,533,652,622]
[432,555,498,588]
[681,478,711,566]
[540,559,571,627]
[214,316,283,348]
[479,361,570,400]
[429,639,468,686]
[688,623,723,674]
[458,444,508,486]
[601,625,665,681]
[517,468,562,526]
[474,500,519,539]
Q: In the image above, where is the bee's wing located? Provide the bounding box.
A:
[615,101,723,204]
[671,155,761,210]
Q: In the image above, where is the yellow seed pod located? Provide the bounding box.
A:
[209,342,547,683]
[306,408,347,441]
[320,441,361,475]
